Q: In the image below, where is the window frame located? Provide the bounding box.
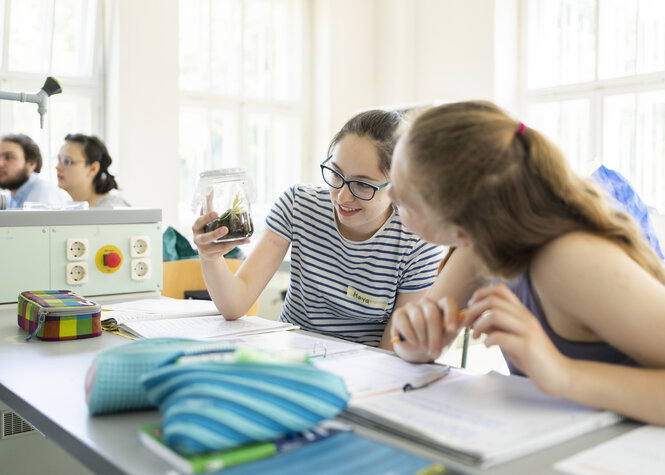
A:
[518,0,665,212]
[177,0,311,233]
[0,0,105,183]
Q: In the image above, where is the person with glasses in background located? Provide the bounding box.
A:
[56,133,130,208]
[192,110,442,348]
[0,133,69,209]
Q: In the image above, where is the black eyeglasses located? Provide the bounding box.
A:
[320,156,390,201]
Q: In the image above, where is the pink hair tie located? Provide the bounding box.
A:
[517,123,526,136]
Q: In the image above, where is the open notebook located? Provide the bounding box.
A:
[100,298,297,339]
[316,352,622,468]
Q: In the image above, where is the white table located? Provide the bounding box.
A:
[0,304,639,475]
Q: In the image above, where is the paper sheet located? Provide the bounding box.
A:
[236,331,364,358]
[313,351,451,398]
[102,298,220,324]
[555,425,665,475]
[118,315,298,340]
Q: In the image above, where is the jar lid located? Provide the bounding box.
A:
[198,168,248,179]
[191,168,253,213]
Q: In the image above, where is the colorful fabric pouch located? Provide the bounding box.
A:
[18,290,102,342]
[140,360,350,456]
[86,338,236,415]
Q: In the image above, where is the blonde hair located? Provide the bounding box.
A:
[402,100,665,283]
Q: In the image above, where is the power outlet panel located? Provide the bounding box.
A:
[66,262,89,285]
[130,258,151,280]
[129,235,151,257]
[0,209,163,304]
[50,223,162,295]
[66,238,89,261]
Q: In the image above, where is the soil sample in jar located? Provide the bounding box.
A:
[205,193,254,242]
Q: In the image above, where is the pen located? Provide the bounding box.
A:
[391,309,467,345]
[402,365,451,391]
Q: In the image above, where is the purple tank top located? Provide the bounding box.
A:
[502,272,638,376]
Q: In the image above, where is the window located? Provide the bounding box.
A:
[178,0,306,232]
[0,0,102,183]
[522,0,665,211]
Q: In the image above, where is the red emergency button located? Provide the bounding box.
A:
[104,252,122,268]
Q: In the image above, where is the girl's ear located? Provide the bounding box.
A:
[88,161,100,177]
[455,227,473,248]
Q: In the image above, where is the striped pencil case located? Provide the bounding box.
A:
[18,290,102,341]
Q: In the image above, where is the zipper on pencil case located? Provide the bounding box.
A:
[25,304,102,341]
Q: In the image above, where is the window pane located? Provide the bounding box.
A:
[527,100,590,175]
[271,114,301,198]
[210,0,241,94]
[179,108,209,228]
[0,0,5,68]
[637,0,665,74]
[273,0,302,100]
[559,0,596,85]
[526,102,560,146]
[8,0,52,73]
[179,0,210,91]
[603,94,635,176]
[209,109,239,169]
[559,99,591,174]
[48,94,93,166]
[243,0,273,98]
[246,112,271,202]
[52,0,97,77]
[526,0,595,88]
[636,90,665,210]
[598,0,637,79]
[526,0,561,88]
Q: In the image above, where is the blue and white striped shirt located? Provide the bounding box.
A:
[266,185,442,346]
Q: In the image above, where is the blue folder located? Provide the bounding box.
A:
[215,431,445,475]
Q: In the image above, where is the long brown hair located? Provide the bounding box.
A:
[403,100,665,283]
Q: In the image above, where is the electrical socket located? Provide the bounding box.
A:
[130,235,151,257]
[130,258,151,280]
[66,262,89,285]
[66,238,89,261]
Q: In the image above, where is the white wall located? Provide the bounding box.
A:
[309,0,513,174]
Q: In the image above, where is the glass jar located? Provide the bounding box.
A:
[193,168,254,243]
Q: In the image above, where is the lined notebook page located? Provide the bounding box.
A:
[348,370,621,467]
[119,315,298,340]
[102,298,220,324]
[314,351,452,398]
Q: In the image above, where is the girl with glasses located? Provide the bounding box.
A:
[56,134,130,208]
[192,110,442,347]
[388,100,665,424]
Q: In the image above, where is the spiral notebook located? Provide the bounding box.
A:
[318,352,622,468]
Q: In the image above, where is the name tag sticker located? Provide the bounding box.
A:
[346,287,388,310]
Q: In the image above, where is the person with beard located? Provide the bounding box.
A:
[0,134,69,209]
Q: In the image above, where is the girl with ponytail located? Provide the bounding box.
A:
[56,133,130,208]
[389,100,665,424]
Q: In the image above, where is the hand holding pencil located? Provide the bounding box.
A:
[389,297,467,363]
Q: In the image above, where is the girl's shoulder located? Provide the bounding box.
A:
[531,231,639,295]
[537,231,625,262]
[96,192,130,208]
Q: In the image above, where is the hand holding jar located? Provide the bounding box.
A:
[191,168,254,261]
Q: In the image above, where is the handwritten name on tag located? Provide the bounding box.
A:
[346,287,388,310]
